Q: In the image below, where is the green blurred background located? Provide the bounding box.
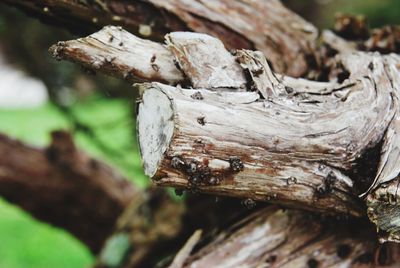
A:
[0,0,398,267]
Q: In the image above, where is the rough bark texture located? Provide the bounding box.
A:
[4,0,400,266]
[145,34,400,243]
[49,26,185,84]
[50,26,400,241]
[49,27,248,88]
[138,82,364,216]
[4,0,318,77]
[136,32,400,223]
[0,131,135,253]
[179,206,400,268]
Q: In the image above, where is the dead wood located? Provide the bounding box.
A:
[4,0,400,261]
[176,206,400,268]
[49,25,400,242]
[135,32,400,241]
[6,0,319,77]
[0,131,135,253]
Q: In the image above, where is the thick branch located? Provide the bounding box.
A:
[49,26,400,241]
[134,32,400,244]
[138,82,366,216]
[0,131,135,253]
[49,26,184,84]
[138,50,399,214]
[10,0,319,76]
[49,27,249,88]
[179,206,400,267]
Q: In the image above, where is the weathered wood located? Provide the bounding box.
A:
[49,26,184,84]
[321,17,400,58]
[137,82,365,216]
[332,14,400,54]
[0,131,135,253]
[49,24,400,242]
[9,0,400,250]
[136,32,400,240]
[165,32,246,89]
[138,47,396,217]
[4,0,318,77]
[365,26,400,53]
[168,229,202,268]
[365,54,400,243]
[178,206,400,268]
[5,2,400,267]
[49,27,249,89]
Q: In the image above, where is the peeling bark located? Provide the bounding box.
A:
[147,0,318,77]
[138,31,398,211]
[0,131,135,253]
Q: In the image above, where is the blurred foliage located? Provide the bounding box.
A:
[0,1,398,267]
[0,199,93,268]
[0,96,147,187]
[0,95,147,267]
[284,0,400,29]
[0,5,146,267]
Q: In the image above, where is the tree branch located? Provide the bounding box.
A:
[134,32,400,241]
[8,0,400,249]
[178,206,400,267]
[49,26,184,84]
[0,131,136,253]
[49,26,400,241]
[4,0,318,77]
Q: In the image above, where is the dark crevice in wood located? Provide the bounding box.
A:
[348,138,386,195]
